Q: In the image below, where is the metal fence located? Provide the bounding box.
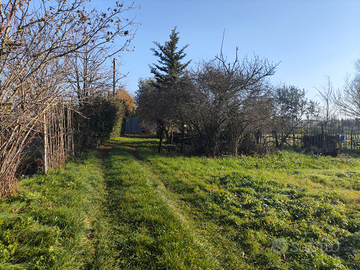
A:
[256,119,360,153]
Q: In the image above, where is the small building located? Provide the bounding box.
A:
[125,117,142,134]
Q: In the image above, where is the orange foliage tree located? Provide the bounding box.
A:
[116,87,135,115]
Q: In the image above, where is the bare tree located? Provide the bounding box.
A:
[334,59,360,118]
[316,76,337,152]
[0,0,138,196]
[188,50,277,156]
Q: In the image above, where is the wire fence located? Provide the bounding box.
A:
[256,119,360,153]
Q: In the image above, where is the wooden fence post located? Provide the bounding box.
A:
[44,112,48,174]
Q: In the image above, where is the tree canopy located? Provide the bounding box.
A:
[150,27,191,85]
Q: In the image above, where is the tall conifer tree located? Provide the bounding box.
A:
[149,27,191,152]
[150,27,191,85]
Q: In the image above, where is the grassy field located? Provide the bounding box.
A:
[1,137,360,269]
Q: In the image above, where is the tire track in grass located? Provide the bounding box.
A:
[102,139,221,269]
[132,146,252,270]
[130,147,226,268]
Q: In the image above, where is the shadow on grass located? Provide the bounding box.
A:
[110,136,185,161]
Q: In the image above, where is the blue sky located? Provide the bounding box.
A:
[92,0,360,101]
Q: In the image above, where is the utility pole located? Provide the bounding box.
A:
[113,58,116,96]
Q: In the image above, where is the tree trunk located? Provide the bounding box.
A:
[180,122,185,154]
[158,129,163,153]
[322,125,326,153]
[233,141,239,157]
[293,133,296,149]
[272,130,279,148]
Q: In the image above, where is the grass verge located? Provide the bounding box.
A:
[0,151,115,269]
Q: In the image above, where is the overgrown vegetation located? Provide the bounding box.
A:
[3,137,359,269]
[75,96,126,150]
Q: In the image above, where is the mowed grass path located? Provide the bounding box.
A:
[1,136,360,269]
[102,139,221,269]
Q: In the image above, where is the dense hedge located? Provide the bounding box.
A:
[74,96,126,152]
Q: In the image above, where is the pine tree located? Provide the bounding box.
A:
[149,27,191,152]
[150,27,191,86]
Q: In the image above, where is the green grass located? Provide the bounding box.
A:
[1,136,360,269]
[102,141,222,269]
[118,137,360,269]
[0,152,115,269]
